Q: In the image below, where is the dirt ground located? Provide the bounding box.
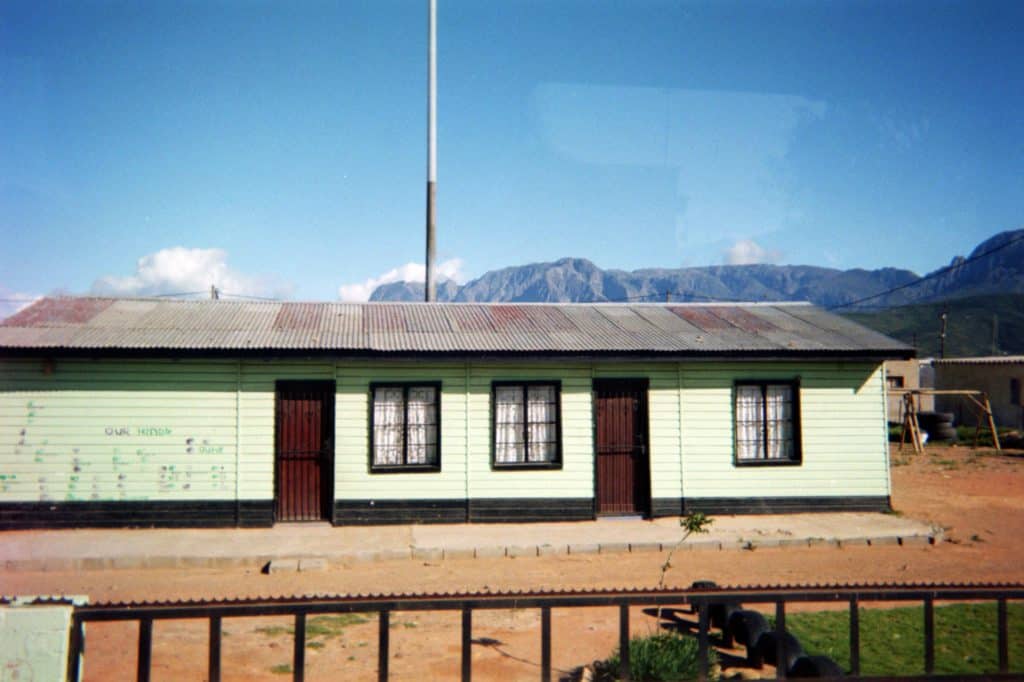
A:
[4,444,1023,680]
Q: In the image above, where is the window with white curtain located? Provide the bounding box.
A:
[371,384,440,470]
[493,382,560,467]
[734,381,800,464]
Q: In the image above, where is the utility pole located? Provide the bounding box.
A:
[992,313,999,355]
[424,0,437,302]
[938,306,948,359]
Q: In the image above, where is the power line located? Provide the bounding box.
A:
[827,232,1024,311]
[220,292,280,301]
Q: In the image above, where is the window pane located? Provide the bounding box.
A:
[373,387,405,465]
[766,385,794,460]
[407,386,438,464]
[735,385,764,460]
[495,386,525,463]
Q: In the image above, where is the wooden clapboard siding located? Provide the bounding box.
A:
[2,356,893,526]
[679,362,890,499]
[0,358,239,504]
[466,364,593,500]
[332,362,467,502]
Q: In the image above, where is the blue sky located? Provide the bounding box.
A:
[1,0,1021,309]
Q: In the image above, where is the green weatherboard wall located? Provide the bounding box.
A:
[0,358,890,527]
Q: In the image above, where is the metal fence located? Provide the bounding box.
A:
[66,582,1023,681]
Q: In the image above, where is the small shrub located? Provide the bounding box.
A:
[598,633,716,681]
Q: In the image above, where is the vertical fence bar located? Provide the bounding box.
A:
[618,603,631,681]
[461,607,472,682]
[924,597,935,674]
[697,602,710,682]
[378,610,390,682]
[293,613,305,682]
[775,601,787,679]
[66,614,84,682]
[208,616,222,682]
[540,606,552,682]
[137,617,153,682]
[849,597,860,676]
[998,598,1008,674]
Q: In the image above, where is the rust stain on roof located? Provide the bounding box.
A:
[705,306,778,333]
[669,306,732,331]
[273,303,323,331]
[1,298,113,327]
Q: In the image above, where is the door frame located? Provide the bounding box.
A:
[592,378,651,517]
[273,380,336,523]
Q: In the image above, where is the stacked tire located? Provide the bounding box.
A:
[917,411,958,442]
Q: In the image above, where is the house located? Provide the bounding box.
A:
[882,359,934,423]
[932,356,1024,429]
[0,297,912,529]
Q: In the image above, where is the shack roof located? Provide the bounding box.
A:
[0,297,913,359]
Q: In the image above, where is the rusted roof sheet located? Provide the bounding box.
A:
[0,297,913,357]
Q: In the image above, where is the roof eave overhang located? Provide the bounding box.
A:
[0,347,916,362]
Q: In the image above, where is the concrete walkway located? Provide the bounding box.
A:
[0,512,940,572]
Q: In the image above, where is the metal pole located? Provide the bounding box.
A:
[425,0,437,302]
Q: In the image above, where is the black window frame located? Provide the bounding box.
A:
[732,379,802,467]
[1011,378,1021,407]
[368,381,442,473]
[491,380,563,470]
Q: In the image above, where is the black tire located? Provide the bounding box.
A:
[690,580,718,590]
[727,609,769,648]
[933,426,958,441]
[710,601,743,630]
[754,631,805,671]
[789,654,845,677]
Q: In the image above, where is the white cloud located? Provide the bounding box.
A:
[723,239,783,265]
[91,247,291,299]
[338,258,466,302]
[0,288,42,320]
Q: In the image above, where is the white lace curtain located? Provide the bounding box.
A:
[736,384,794,461]
[495,385,557,463]
[735,385,764,461]
[527,386,556,462]
[373,387,404,465]
[406,386,437,464]
[765,385,793,460]
[373,386,437,466]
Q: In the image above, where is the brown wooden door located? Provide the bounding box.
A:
[275,382,334,522]
[595,380,649,515]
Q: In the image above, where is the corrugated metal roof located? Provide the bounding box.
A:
[932,356,1024,365]
[0,297,913,357]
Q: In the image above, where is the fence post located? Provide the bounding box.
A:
[137,617,153,682]
[540,606,551,682]
[461,607,472,682]
[697,602,710,682]
[849,597,860,676]
[618,603,631,681]
[66,613,84,682]
[924,596,935,674]
[998,598,1008,674]
[208,616,222,682]
[379,610,390,682]
[293,613,305,682]
[775,601,787,679]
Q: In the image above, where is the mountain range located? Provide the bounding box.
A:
[370,229,1024,310]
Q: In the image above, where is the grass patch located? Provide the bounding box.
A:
[597,633,716,681]
[269,663,292,675]
[783,602,1024,675]
[255,613,370,649]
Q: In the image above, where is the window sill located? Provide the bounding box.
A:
[491,462,563,471]
[733,459,802,467]
[370,465,441,474]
